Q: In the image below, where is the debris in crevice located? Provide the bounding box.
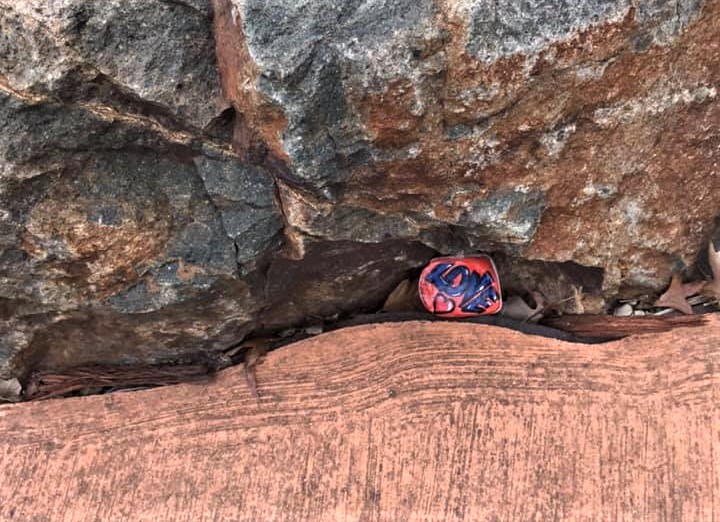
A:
[382,279,424,313]
[0,378,22,403]
[501,293,546,322]
[654,274,697,315]
[22,359,226,402]
[644,240,720,316]
[702,239,720,300]
[490,253,605,314]
[544,314,710,341]
[13,243,720,403]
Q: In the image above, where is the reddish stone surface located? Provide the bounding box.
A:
[2,317,720,521]
[215,0,720,306]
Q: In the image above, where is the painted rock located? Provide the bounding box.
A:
[419,255,502,317]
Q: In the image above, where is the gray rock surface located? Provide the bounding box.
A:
[0,82,273,373]
[0,0,431,378]
[223,0,719,299]
[2,0,720,379]
[1,0,222,128]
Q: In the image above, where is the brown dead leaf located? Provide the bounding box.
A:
[0,378,22,402]
[382,279,422,312]
[710,240,720,278]
[702,240,720,299]
[244,338,274,368]
[683,280,707,298]
[655,274,693,315]
[242,337,276,401]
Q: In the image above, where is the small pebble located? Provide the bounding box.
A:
[278,328,297,339]
[633,310,646,316]
[303,325,323,336]
[613,303,634,317]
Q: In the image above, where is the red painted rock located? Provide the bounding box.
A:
[419,255,502,317]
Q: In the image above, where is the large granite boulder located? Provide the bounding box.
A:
[1,0,719,378]
[0,0,430,378]
[215,0,720,296]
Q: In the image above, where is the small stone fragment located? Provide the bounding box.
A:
[0,378,22,402]
[613,304,634,317]
[303,325,323,336]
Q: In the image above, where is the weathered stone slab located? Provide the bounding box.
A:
[2,318,720,520]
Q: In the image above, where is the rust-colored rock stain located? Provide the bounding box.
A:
[216,0,720,298]
[212,0,289,165]
[22,180,171,299]
[2,318,720,521]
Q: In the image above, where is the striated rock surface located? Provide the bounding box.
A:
[2,0,720,377]
[0,0,263,376]
[0,0,428,377]
[218,0,720,296]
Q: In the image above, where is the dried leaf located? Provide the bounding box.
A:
[702,241,720,299]
[243,338,274,368]
[243,337,275,401]
[569,285,585,314]
[655,274,693,315]
[710,240,720,279]
[0,378,21,402]
[501,292,545,322]
[682,280,707,298]
[382,279,422,312]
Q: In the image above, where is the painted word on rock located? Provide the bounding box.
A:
[419,255,502,317]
